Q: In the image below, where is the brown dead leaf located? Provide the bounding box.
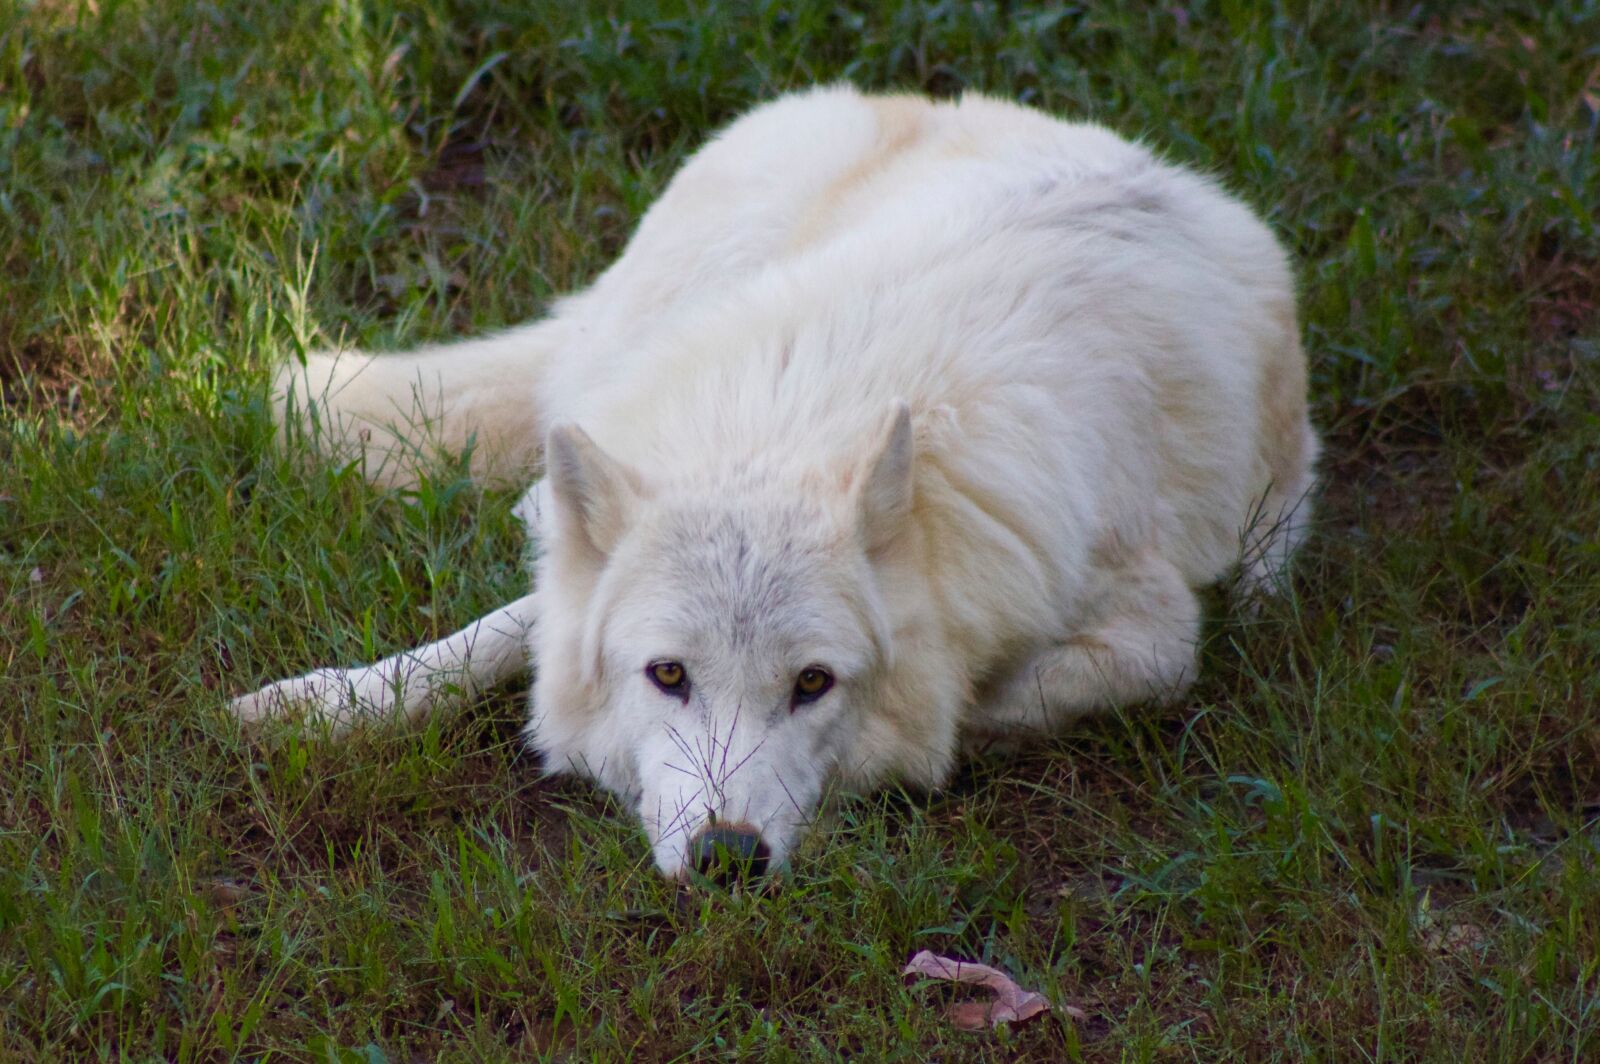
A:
[1415,890,1490,959]
[902,950,1087,1030]
[203,879,251,920]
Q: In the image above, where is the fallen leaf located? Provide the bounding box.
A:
[902,950,1086,1030]
[203,879,251,920]
[1414,889,1489,957]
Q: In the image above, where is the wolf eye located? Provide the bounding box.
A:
[648,661,688,696]
[792,667,833,706]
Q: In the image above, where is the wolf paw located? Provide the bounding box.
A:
[228,668,373,735]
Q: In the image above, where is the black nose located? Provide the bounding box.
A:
[691,825,771,884]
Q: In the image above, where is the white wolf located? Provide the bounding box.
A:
[232,86,1318,881]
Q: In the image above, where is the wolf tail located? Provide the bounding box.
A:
[272,320,564,490]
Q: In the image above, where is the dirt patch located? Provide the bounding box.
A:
[1524,245,1600,345]
[418,136,494,196]
[0,343,82,419]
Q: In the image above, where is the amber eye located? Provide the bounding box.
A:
[648,661,687,694]
[792,667,833,705]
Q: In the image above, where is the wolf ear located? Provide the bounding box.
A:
[856,400,914,555]
[546,423,642,558]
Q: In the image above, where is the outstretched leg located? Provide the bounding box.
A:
[965,554,1200,754]
[230,593,537,737]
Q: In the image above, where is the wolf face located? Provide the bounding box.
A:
[526,405,914,879]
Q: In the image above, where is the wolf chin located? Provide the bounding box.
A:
[232,86,1319,882]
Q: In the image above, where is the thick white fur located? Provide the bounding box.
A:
[234,86,1319,879]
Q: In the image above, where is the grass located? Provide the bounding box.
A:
[2,0,1598,1058]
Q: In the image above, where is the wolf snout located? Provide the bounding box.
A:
[688,824,771,885]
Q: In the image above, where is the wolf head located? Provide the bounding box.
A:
[523,403,932,880]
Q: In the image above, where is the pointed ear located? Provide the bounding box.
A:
[856,400,915,554]
[546,423,642,557]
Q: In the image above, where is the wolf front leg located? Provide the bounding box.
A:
[230,593,538,737]
[965,555,1202,754]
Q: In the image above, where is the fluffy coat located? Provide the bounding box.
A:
[232,86,1319,878]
